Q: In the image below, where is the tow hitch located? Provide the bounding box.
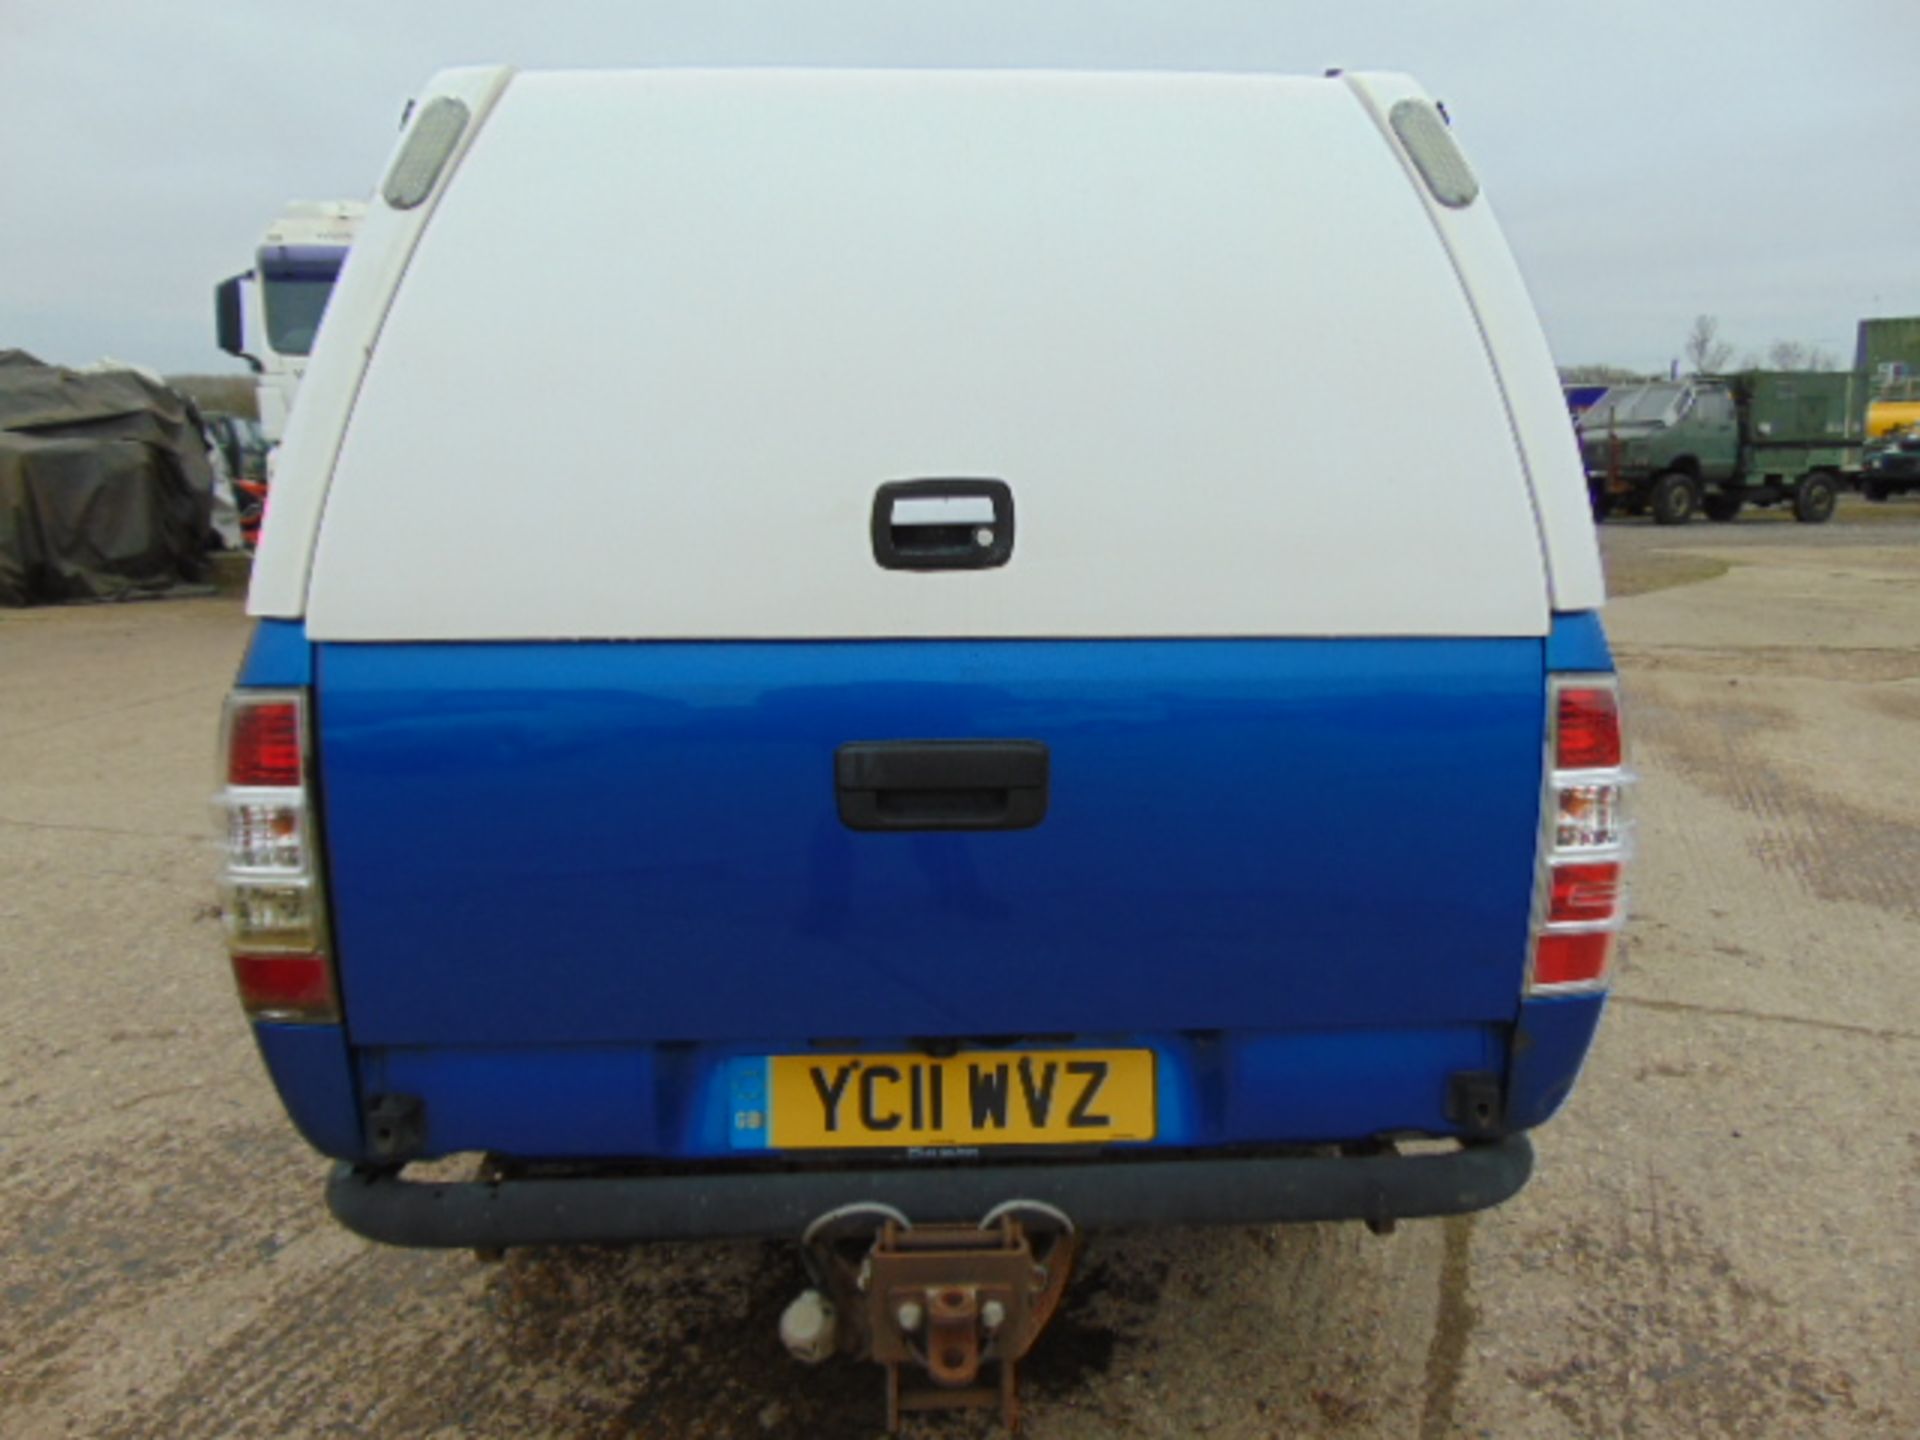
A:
[782,1200,1078,1433]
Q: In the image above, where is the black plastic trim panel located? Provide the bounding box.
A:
[327,1136,1533,1248]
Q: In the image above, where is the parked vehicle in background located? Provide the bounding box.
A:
[0,351,217,602]
[1562,383,1611,420]
[1857,315,1920,388]
[1866,397,1920,440]
[203,412,269,483]
[1580,370,1864,524]
[200,411,271,546]
[1861,427,1920,500]
[1855,315,1920,446]
[214,201,366,447]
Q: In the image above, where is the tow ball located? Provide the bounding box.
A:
[781,1200,1078,1433]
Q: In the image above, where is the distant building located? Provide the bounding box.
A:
[1857,316,1920,399]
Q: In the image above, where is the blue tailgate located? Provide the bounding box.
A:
[315,638,1544,1049]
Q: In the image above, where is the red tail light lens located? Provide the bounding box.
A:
[1549,861,1622,925]
[1532,931,1615,988]
[231,953,337,1021]
[228,700,302,786]
[1556,687,1621,770]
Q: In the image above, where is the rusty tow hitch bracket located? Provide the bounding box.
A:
[791,1200,1078,1433]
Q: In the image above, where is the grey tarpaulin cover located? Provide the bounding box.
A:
[0,349,214,605]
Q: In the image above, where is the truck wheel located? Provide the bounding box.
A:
[1650,471,1698,525]
[1590,487,1615,521]
[1861,476,1890,503]
[1793,473,1837,524]
[1701,492,1743,522]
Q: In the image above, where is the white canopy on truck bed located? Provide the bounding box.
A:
[255,67,1602,640]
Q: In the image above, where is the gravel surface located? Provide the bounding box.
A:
[3,510,1916,1437]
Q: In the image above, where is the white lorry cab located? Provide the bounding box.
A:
[215,199,366,444]
[219,67,1626,1424]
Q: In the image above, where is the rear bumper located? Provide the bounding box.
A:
[326,1135,1533,1247]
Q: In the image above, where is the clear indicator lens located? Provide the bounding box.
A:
[1556,782,1625,849]
[223,879,322,951]
[225,798,307,871]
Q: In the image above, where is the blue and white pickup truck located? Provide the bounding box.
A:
[217,64,1627,1410]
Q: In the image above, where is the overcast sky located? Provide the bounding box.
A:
[3,1,1915,376]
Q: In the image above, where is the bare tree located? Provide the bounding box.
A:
[1684,314,1734,374]
[1758,340,1841,372]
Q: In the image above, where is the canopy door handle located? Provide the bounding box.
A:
[871,479,1014,570]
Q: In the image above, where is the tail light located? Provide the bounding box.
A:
[216,691,337,1022]
[1529,676,1631,994]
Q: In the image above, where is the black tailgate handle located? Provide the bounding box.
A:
[871,479,1014,570]
[836,741,1048,831]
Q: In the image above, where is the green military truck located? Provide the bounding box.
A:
[1579,371,1864,524]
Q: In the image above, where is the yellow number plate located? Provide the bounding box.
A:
[768,1050,1155,1149]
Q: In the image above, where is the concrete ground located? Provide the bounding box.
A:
[2,501,1916,1438]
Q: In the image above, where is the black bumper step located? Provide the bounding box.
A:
[327,1136,1533,1248]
